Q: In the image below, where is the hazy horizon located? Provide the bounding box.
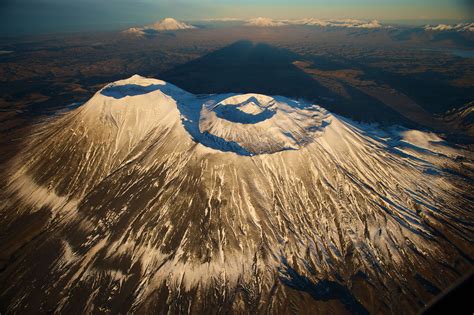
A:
[0,0,473,36]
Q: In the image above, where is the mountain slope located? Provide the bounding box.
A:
[0,75,473,314]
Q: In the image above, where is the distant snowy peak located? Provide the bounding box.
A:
[424,22,474,32]
[123,27,146,36]
[245,17,286,27]
[149,18,196,31]
[124,18,196,36]
[243,17,383,28]
[289,18,383,29]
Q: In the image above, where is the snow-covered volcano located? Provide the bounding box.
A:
[149,18,196,31]
[198,93,328,155]
[0,75,473,314]
[124,18,196,36]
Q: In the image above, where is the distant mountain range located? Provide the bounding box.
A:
[424,22,474,32]
[245,17,287,27]
[124,17,474,35]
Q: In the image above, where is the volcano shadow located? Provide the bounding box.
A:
[161,40,413,126]
[101,84,164,99]
[214,105,275,124]
[161,40,325,99]
[213,96,276,124]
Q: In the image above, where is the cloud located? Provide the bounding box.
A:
[202,17,243,22]
[244,17,286,27]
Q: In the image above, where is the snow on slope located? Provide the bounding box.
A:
[0,75,473,314]
[198,93,329,154]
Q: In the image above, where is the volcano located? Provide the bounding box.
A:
[0,75,473,314]
[124,18,196,36]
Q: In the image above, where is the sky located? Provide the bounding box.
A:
[0,0,472,35]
